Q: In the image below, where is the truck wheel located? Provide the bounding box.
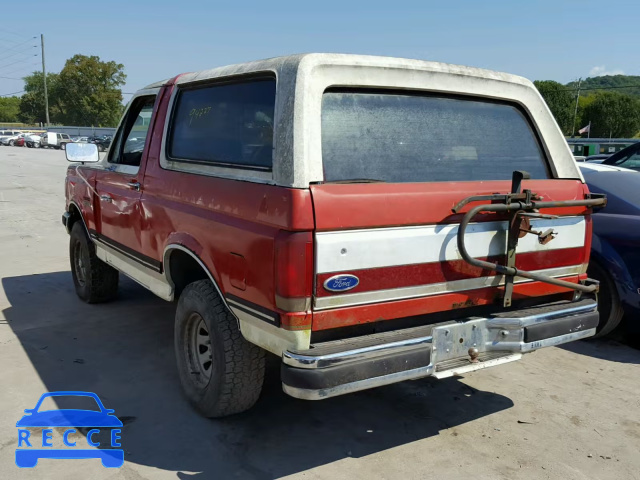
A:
[589,261,624,338]
[174,280,265,417]
[69,222,119,303]
[61,143,66,150]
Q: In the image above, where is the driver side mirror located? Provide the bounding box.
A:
[65,142,100,163]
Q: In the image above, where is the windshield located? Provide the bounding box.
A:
[602,143,640,170]
[321,90,549,183]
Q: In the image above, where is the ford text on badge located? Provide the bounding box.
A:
[323,274,360,292]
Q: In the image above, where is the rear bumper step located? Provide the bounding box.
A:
[282,299,598,400]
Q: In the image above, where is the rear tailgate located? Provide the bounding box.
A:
[309,90,592,331]
[310,181,591,330]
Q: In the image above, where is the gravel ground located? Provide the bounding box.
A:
[1,146,639,480]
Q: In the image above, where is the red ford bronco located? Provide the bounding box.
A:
[63,54,606,417]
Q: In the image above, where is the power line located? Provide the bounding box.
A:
[0,44,38,64]
[0,90,24,97]
[0,28,35,40]
[1,63,40,78]
[0,58,37,72]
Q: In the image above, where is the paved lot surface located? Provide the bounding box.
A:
[1,146,639,480]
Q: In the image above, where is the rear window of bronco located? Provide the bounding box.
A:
[321,90,549,183]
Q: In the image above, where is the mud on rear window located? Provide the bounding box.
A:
[321,89,549,183]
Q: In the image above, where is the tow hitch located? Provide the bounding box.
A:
[452,170,607,307]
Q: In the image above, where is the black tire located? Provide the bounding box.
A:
[69,222,119,303]
[175,280,265,417]
[61,143,66,150]
[589,261,624,338]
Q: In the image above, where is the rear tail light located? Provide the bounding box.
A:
[275,231,313,312]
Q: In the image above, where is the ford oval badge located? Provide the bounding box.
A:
[323,274,360,292]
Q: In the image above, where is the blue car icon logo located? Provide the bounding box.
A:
[16,391,124,468]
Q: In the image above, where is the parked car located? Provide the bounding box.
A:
[579,162,640,336]
[0,129,22,144]
[600,141,640,172]
[72,136,89,143]
[63,54,605,418]
[41,132,73,150]
[25,133,44,148]
[88,135,112,152]
[1,132,29,146]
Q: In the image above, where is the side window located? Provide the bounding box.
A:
[108,95,156,167]
[168,77,276,170]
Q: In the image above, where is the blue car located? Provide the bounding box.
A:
[16,391,123,468]
[579,163,640,336]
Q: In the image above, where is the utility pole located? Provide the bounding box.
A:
[571,77,582,137]
[41,34,50,126]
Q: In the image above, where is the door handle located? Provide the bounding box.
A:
[100,194,113,203]
[128,181,141,192]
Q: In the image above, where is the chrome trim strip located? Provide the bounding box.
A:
[314,265,586,310]
[282,334,433,369]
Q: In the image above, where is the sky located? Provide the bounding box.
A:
[1,0,638,101]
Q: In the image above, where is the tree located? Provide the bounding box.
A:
[0,96,20,123]
[582,91,640,138]
[18,71,62,124]
[18,54,126,126]
[534,80,575,135]
[567,75,640,97]
[57,54,126,127]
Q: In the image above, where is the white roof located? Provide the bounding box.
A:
[143,53,582,187]
[169,53,533,87]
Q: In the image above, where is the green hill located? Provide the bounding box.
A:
[566,75,640,96]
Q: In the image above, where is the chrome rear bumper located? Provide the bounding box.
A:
[282,299,598,400]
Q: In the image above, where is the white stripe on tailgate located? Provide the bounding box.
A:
[316,217,586,274]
